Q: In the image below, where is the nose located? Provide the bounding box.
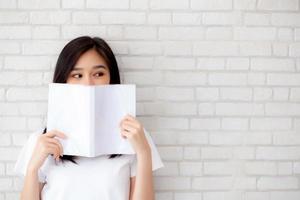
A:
[83,76,95,86]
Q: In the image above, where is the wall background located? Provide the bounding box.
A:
[0,0,300,199]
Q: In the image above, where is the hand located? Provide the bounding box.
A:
[119,114,151,155]
[27,130,67,172]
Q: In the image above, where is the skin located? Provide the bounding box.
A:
[21,49,154,200]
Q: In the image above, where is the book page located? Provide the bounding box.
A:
[94,84,136,156]
[46,83,136,157]
[47,83,91,156]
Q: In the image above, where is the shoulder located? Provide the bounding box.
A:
[27,128,44,145]
[19,128,45,156]
[13,128,45,177]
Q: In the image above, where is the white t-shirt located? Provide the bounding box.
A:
[14,127,164,200]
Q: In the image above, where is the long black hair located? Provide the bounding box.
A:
[44,36,122,164]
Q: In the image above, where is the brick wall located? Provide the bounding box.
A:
[0,0,300,199]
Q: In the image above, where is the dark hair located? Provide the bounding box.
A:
[44,36,122,164]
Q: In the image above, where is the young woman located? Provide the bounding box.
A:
[14,36,164,200]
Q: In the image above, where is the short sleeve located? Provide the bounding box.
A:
[13,129,48,183]
[130,128,164,177]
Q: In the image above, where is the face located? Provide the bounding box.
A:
[66,49,110,85]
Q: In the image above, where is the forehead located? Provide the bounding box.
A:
[73,49,109,71]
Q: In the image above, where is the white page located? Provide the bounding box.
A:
[94,85,136,155]
[47,83,91,156]
[46,83,136,157]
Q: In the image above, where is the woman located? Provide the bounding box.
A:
[14,36,164,200]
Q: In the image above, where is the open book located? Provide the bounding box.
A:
[46,83,136,157]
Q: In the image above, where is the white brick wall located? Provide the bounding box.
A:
[0,0,300,199]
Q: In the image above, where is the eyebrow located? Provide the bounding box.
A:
[72,65,107,71]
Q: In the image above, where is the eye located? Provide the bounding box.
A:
[72,74,82,78]
[95,72,104,77]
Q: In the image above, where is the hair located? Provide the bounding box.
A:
[43,36,122,164]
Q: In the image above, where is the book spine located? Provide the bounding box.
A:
[133,84,136,117]
[90,87,95,157]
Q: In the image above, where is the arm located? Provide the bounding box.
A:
[20,130,66,200]
[129,177,135,199]
[119,114,155,200]
[21,167,45,200]
[129,149,154,200]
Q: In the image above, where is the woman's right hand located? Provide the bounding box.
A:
[27,130,67,172]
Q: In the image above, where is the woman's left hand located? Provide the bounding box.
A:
[119,114,151,155]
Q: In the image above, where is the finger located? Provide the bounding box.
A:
[120,131,126,139]
[46,130,67,139]
[122,115,142,129]
[120,114,135,124]
[47,143,60,159]
[46,138,63,156]
[123,114,136,121]
[121,123,136,133]
[119,117,130,127]
[121,130,132,139]
[48,143,60,156]
[120,120,139,129]
[49,138,63,156]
